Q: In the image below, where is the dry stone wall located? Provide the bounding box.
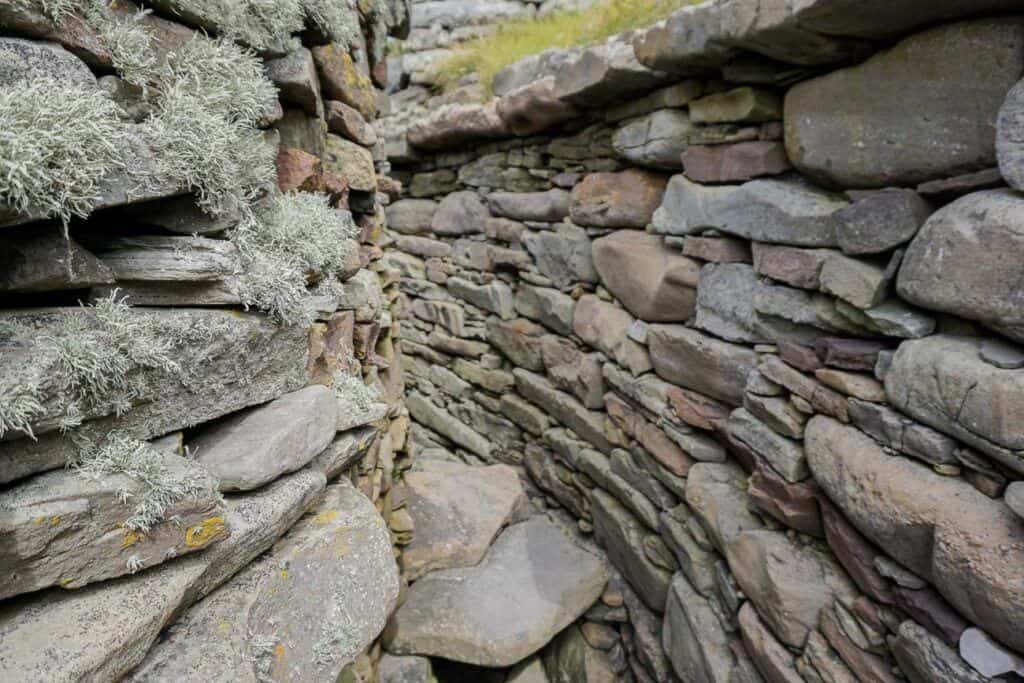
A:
[379,2,1024,681]
[0,1,413,680]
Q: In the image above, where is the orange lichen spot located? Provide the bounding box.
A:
[50,516,61,526]
[186,516,226,548]
[313,509,339,526]
[275,643,286,662]
[122,529,145,549]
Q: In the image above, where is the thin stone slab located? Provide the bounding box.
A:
[96,236,238,282]
[0,452,227,600]
[0,308,308,483]
[191,385,338,492]
[401,459,525,581]
[0,226,114,293]
[384,516,608,667]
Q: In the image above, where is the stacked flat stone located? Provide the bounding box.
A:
[378,1,1024,680]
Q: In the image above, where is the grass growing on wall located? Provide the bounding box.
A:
[432,0,698,96]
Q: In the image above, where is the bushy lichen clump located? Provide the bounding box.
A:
[70,430,219,532]
[0,80,126,226]
[233,192,359,324]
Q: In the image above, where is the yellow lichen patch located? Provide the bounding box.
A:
[186,516,226,548]
[122,529,145,549]
[59,578,75,587]
[275,643,286,662]
[50,515,61,526]
[313,509,339,526]
[32,516,46,525]
[217,620,233,636]
[279,569,290,580]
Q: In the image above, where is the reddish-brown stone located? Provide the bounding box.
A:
[276,147,323,193]
[666,386,731,432]
[570,169,669,229]
[814,338,889,372]
[819,498,894,605]
[779,341,823,372]
[748,462,823,537]
[682,235,752,263]
[892,586,969,648]
[683,141,792,183]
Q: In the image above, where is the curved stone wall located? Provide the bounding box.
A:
[379,2,1024,680]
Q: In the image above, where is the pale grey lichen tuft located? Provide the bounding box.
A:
[232,192,359,324]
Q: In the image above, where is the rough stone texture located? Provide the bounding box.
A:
[431,191,489,236]
[543,625,617,683]
[0,37,96,87]
[191,386,337,492]
[806,416,1024,654]
[523,225,598,289]
[885,335,1024,475]
[401,459,525,581]
[891,620,987,683]
[738,602,803,683]
[570,169,668,229]
[325,134,376,193]
[387,199,438,235]
[487,189,572,223]
[312,43,377,119]
[0,452,226,600]
[497,76,581,135]
[683,141,792,183]
[784,18,1024,188]
[127,481,398,682]
[265,47,322,117]
[0,308,308,483]
[0,226,114,293]
[648,325,758,405]
[662,572,737,682]
[384,517,608,667]
[898,190,1024,342]
[592,231,700,323]
[573,296,651,377]
[836,189,932,256]
[690,87,782,123]
[407,392,491,459]
[652,175,846,247]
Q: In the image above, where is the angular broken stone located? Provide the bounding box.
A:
[648,325,758,405]
[406,392,491,460]
[689,87,782,124]
[128,480,399,682]
[652,175,846,247]
[592,231,699,323]
[570,169,668,229]
[0,226,113,293]
[662,572,738,682]
[898,189,1024,342]
[431,191,489,236]
[191,385,338,492]
[0,451,227,600]
[523,224,598,289]
[401,459,524,581]
[515,369,615,455]
[835,189,932,255]
[683,141,792,183]
[386,199,438,235]
[573,296,651,377]
[96,236,237,282]
[496,76,581,135]
[265,47,322,118]
[891,620,987,683]
[384,517,608,667]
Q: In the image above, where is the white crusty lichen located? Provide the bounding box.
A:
[332,367,380,414]
[232,192,359,324]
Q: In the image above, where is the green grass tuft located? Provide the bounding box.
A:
[432,0,698,96]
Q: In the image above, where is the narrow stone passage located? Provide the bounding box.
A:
[1,1,1024,682]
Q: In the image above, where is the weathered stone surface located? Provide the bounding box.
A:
[898,190,1024,342]
[487,189,572,223]
[515,369,615,454]
[885,335,1024,474]
[543,625,617,683]
[648,325,758,405]
[683,235,752,263]
[819,251,895,310]
[727,408,807,482]
[265,47,322,117]
[1006,481,1024,521]
[312,43,377,119]
[406,392,491,459]
[738,602,803,683]
[593,231,699,323]
[378,654,435,683]
[325,100,376,147]
[792,0,1024,40]
[752,243,836,290]
[0,37,96,87]
[387,199,438,235]
[685,462,763,555]
[96,236,237,282]
[0,308,308,483]
[806,416,1024,653]
[571,169,668,229]
[728,529,856,648]
[407,102,510,151]
[683,141,792,183]
[554,37,673,106]
[384,517,608,667]
[486,317,546,371]
[836,189,932,256]
[497,76,581,135]
[447,277,515,319]
[573,296,651,376]
[891,620,987,683]
[523,225,598,289]
[0,451,226,600]
[652,175,845,247]
[662,572,737,682]
[785,18,1024,188]
[431,191,489,236]
[958,627,1024,679]
[191,386,337,492]
[325,134,376,193]
[0,226,113,293]
[128,480,398,682]
[402,459,524,581]
[690,87,782,123]
[590,489,671,611]
[543,337,605,409]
